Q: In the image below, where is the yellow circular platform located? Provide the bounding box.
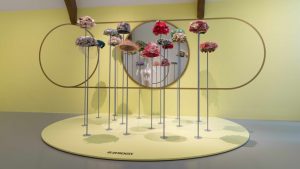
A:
[41,114,249,161]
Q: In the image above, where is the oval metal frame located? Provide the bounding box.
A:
[39,17,266,90]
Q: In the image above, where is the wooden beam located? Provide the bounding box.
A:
[64,0,77,25]
[197,0,205,19]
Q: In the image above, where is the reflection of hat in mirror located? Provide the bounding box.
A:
[136,61,145,66]
[177,50,188,57]
[75,36,97,47]
[77,16,96,29]
[161,58,170,66]
[162,39,174,49]
[153,61,161,66]
[119,40,139,52]
[117,22,131,34]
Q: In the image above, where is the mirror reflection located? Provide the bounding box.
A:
[123,21,189,88]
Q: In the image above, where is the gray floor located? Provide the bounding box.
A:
[0,112,299,169]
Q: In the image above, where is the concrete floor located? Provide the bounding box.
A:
[0,112,299,169]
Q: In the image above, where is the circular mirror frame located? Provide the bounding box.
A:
[122,21,190,88]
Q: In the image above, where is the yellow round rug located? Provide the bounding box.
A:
[41,114,249,161]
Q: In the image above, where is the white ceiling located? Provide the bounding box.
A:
[0,0,200,11]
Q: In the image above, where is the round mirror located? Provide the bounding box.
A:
[123,21,189,88]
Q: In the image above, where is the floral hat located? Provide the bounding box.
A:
[200,42,218,53]
[153,20,170,36]
[171,29,186,43]
[162,39,174,49]
[77,16,96,29]
[117,22,131,34]
[108,36,122,46]
[157,38,164,45]
[136,40,147,51]
[96,40,105,48]
[75,36,97,47]
[142,42,160,58]
[119,40,140,52]
[103,28,119,36]
[189,20,209,34]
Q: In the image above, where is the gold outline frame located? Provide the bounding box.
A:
[39,17,266,90]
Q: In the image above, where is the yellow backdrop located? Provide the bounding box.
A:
[0,0,299,121]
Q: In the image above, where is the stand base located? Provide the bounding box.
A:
[83,134,91,137]
[42,114,249,161]
[160,136,168,140]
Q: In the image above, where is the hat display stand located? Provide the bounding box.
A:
[40,18,258,161]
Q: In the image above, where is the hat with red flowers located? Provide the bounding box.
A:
[153,20,170,36]
[189,20,209,34]
[142,42,160,58]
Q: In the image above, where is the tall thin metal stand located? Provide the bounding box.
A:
[84,47,91,136]
[106,35,112,131]
[121,35,125,125]
[195,33,201,139]
[149,57,154,129]
[137,55,142,119]
[124,52,130,135]
[161,49,167,139]
[82,29,87,127]
[206,52,210,132]
[159,35,162,124]
[97,47,101,119]
[113,48,117,121]
[177,43,182,127]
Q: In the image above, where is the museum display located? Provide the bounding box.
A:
[38,16,262,161]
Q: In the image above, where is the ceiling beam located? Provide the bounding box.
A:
[197,0,205,19]
[64,0,77,25]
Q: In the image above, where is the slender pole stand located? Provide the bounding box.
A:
[124,52,130,135]
[84,47,91,136]
[159,34,162,124]
[166,50,168,85]
[137,55,142,119]
[156,66,158,88]
[82,29,87,127]
[149,57,154,129]
[173,63,176,82]
[177,43,182,127]
[121,35,125,125]
[97,47,101,119]
[195,33,201,139]
[106,35,112,131]
[113,47,117,121]
[206,52,210,132]
[161,49,167,139]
